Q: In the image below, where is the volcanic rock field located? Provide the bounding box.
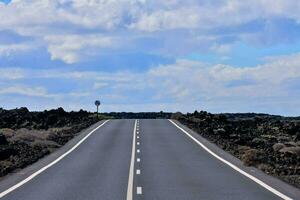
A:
[0,108,299,189]
[0,107,100,177]
[173,111,300,188]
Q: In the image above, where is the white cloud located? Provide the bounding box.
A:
[0,85,56,98]
[0,68,25,79]
[1,0,300,62]
[0,84,95,102]
[146,54,300,101]
[130,7,201,32]
[10,52,300,100]
[93,82,109,89]
[2,52,300,114]
[131,0,300,31]
[0,0,144,35]
[0,44,32,56]
[210,53,300,84]
[210,43,233,55]
[45,34,114,63]
[68,92,91,97]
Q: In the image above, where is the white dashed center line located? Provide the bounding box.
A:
[135,120,143,197]
[137,187,142,195]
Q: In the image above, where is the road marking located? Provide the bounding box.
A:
[126,120,137,200]
[0,120,110,199]
[137,136,140,139]
[137,158,141,162]
[137,149,140,153]
[169,120,293,200]
[137,142,140,145]
[136,169,141,175]
[137,187,142,195]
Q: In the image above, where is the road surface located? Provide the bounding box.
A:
[0,119,298,200]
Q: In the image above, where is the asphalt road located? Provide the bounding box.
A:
[0,119,299,200]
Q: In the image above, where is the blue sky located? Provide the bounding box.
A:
[0,0,10,4]
[1,0,300,116]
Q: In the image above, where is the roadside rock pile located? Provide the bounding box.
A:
[0,107,100,177]
[173,111,300,188]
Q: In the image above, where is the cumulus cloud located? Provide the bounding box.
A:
[15,53,300,99]
[2,51,300,114]
[130,7,201,32]
[4,52,299,111]
[1,1,300,114]
[45,34,115,63]
[130,0,300,31]
[209,53,300,85]
[1,0,300,62]
[147,54,300,101]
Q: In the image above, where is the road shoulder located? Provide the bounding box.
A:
[0,120,108,195]
[171,119,300,200]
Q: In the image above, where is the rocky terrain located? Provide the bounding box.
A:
[172,111,300,188]
[0,107,100,177]
[1,108,299,189]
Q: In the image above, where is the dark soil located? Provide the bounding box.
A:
[172,111,300,189]
[0,107,100,177]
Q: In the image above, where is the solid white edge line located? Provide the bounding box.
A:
[126,119,137,200]
[0,120,110,198]
[168,119,293,200]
